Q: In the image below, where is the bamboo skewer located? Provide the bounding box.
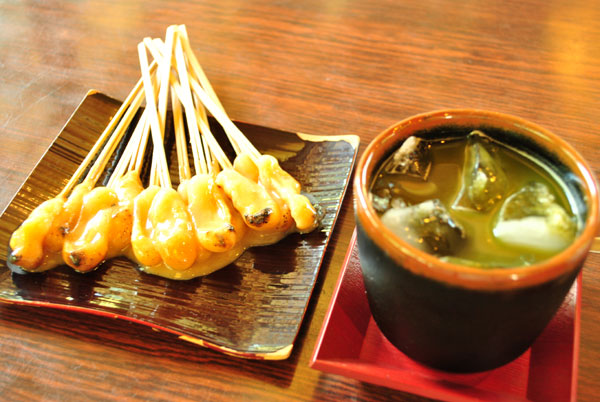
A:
[145,30,233,175]
[144,34,209,177]
[155,25,258,161]
[106,108,150,188]
[132,113,151,174]
[141,40,168,188]
[192,91,215,171]
[155,26,176,135]
[188,77,260,160]
[85,85,147,186]
[177,25,257,159]
[177,25,226,115]
[173,37,207,176]
[138,42,171,189]
[59,60,157,198]
[146,26,256,170]
[171,83,192,182]
[173,35,218,174]
[170,29,224,165]
[170,80,230,171]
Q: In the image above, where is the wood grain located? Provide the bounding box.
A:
[0,0,599,400]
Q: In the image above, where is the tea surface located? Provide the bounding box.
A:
[371,133,578,268]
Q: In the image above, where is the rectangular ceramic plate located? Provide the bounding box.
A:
[310,230,580,401]
[0,91,359,360]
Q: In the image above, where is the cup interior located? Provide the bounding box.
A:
[354,109,599,291]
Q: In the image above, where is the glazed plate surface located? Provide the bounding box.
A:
[0,91,358,360]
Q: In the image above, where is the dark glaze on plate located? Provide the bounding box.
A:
[0,91,359,359]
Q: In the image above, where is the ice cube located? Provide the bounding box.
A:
[493,182,576,252]
[371,192,390,213]
[390,197,407,209]
[384,136,432,180]
[380,199,466,255]
[370,187,407,213]
[454,130,508,212]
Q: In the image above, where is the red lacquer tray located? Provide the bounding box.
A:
[310,230,580,401]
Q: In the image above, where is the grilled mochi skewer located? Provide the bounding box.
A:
[8,63,156,273]
[132,27,318,279]
[61,96,151,273]
[135,26,320,273]
[148,28,300,236]
[60,62,162,273]
[169,25,319,235]
[169,47,246,255]
[144,35,249,253]
[130,32,245,278]
[9,23,319,278]
[181,47,319,233]
[131,31,199,272]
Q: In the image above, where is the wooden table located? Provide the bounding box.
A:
[1,0,598,400]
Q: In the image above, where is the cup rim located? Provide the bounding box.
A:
[354,109,600,291]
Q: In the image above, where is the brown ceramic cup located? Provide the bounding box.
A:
[354,109,599,372]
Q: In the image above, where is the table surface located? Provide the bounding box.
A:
[1,0,599,400]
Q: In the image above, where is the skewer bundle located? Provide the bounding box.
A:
[8,25,319,280]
